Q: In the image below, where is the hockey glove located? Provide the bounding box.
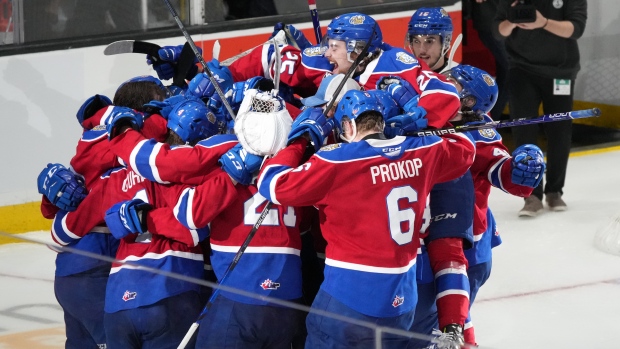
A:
[288,107,335,152]
[187,70,234,100]
[376,75,420,112]
[106,107,145,140]
[511,144,545,188]
[147,45,204,81]
[143,94,202,120]
[219,144,264,186]
[37,163,88,212]
[270,22,313,50]
[105,199,152,240]
[383,108,428,138]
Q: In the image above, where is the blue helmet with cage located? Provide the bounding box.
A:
[167,99,219,144]
[407,7,453,56]
[322,13,383,57]
[334,90,384,141]
[447,64,498,116]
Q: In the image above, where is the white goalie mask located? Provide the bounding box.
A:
[234,89,293,156]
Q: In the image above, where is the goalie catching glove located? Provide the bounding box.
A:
[511,144,545,188]
[105,199,152,240]
[37,163,87,212]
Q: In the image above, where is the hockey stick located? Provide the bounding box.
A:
[104,40,161,59]
[447,33,463,70]
[176,201,273,349]
[408,108,601,137]
[307,0,323,44]
[161,0,237,120]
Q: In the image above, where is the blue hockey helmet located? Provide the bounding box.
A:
[322,13,383,57]
[368,90,400,119]
[446,64,498,116]
[167,99,219,144]
[407,7,453,56]
[76,94,113,126]
[334,89,384,141]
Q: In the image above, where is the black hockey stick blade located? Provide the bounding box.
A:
[104,40,162,62]
[172,42,195,88]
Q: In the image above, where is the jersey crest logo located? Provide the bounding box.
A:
[260,278,281,290]
[349,15,366,25]
[396,52,417,65]
[122,290,137,301]
[92,125,107,131]
[478,129,496,139]
[303,46,323,57]
[320,143,341,152]
[392,295,404,307]
[482,74,496,87]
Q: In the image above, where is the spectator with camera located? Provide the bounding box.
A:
[494,0,587,217]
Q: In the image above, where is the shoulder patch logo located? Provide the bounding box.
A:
[349,15,366,25]
[92,125,107,131]
[396,52,417,65]
[553,0,563,9]
[303,46,323,57]
[319,143,341,152]
[122,290,137,301]
[478,129,497,139]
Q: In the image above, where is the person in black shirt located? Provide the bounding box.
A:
[494,0,587,217]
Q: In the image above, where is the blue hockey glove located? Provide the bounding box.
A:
[37,163,88,212]
[166,84,186,97]
[106,107,145,140]
[383,108,428,138]
[147,45,204,80]
[218,144,264,185]
[143,94,202,120]
[288,107,335,152]
[205,58,233,88]
[377,76,420,112]
[270,22,313,50]
[76,94,112,126]
[105,199,152,240]
[187,70,234,100]
[511,144,545,188]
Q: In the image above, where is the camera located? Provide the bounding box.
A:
[508,0,537,23]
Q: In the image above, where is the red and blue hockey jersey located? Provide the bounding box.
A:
[257,134,475,317]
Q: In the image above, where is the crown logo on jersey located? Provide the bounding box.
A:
[392,295,404,307]
[122,290,137,301]
[440,8,449,17]
[482,74,496,87]
[260,278,281,290]
[304,46,323,57]
[349,15,366,25]
[396,52,417,65]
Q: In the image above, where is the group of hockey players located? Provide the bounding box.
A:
[35,7,547,349]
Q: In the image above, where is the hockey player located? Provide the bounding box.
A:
[256,89,475,348]
[442,65,544,346]
[51,98,237,349]
[110,89,306,348]
[36,76,170,349]
[406,7,457,73]
[151,13,459,130]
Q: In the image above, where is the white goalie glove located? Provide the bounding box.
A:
[234,89,293,156]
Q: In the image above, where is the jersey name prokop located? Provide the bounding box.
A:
[370,158,423,184]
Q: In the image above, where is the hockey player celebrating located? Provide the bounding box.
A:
[255,89,475,348]
[406,7,457,73]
